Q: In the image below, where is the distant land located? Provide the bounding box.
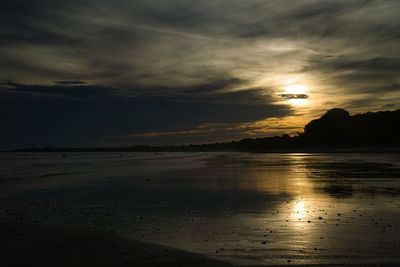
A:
[7,108,400,153]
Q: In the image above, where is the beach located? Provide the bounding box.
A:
[1,152,400,266]
[1,221,235,267]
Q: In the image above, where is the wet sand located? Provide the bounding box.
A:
[0,222,234,267]
[1,152,400,266]
[2,222,398,267]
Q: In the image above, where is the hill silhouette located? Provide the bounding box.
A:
[9,108,400,152]
[303,108,400,146]
[231,108,400,151]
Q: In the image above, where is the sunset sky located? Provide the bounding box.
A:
[1,0,400,149]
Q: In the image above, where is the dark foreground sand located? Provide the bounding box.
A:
[0,222,233,267]
[1,222,398,267]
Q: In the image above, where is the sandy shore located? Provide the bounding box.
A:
[2,222,399,267]
[1,152,399,267]
[0,222,234,267]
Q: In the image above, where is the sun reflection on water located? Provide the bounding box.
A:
[294,201,307,219]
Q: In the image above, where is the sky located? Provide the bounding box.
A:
[1,0,400,149]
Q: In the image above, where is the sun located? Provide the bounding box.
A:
[283,84,308,95]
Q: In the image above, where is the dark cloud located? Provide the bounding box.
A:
[0,0,85,45]
[226,0,381,40]
[183,77,246,95]
[55,81,87,85]
[4,82,118,99]
[208,89,275,105]
[301,55,400,97]
[304,57,400,74]
[279,94,309,100]
[382,103,400,109]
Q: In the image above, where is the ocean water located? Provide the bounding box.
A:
[1,152,400,265]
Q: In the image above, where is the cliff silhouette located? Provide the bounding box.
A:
[10,108,400,152]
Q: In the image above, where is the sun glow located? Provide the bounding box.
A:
[283,84,308,95]
[288,98,307,106]
[281,84,309,106]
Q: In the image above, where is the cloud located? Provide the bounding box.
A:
[4,81,118,99]
[1,0,400,147]
[55,81,87,85]
[301,55,400,102]
[279,94,309,100]
[2,0,399,94]
[382,103,400,109]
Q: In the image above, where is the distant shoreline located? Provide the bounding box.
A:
[3,145,400,154]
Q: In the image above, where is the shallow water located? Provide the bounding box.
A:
[1,152,400,265]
